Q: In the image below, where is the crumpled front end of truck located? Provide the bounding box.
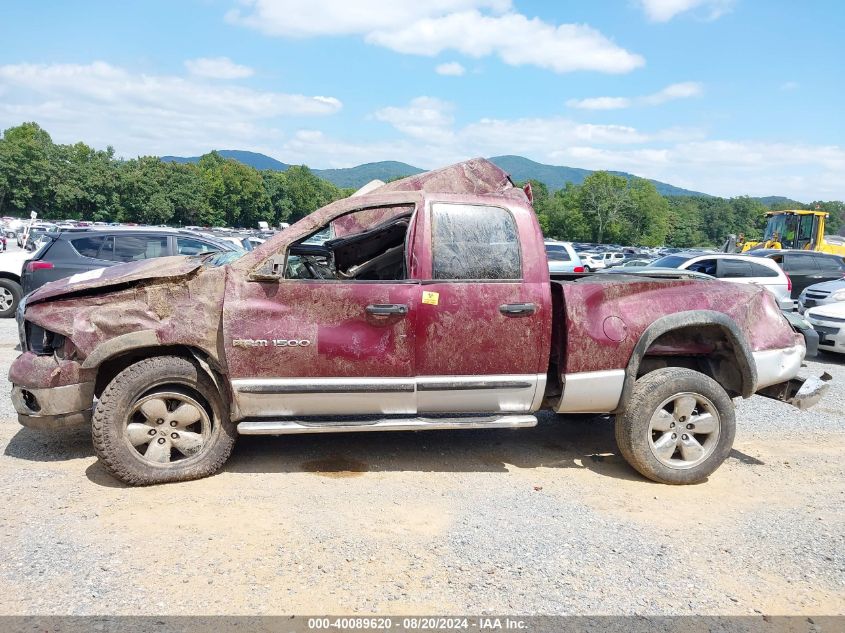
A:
[10,258,229,430]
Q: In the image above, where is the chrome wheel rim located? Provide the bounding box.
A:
[125,391,211,465]
[647,392,720,470]
[0,288,13,312]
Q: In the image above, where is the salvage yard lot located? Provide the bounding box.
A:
[0,316,842,615]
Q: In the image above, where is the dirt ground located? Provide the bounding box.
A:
[0,317,842,616]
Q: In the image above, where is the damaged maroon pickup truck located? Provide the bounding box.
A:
[10,159,829,485]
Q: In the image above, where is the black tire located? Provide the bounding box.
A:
[584,266,593,272]
[92,356,236,485]
[615,367,735,485]
[0,278,22,318]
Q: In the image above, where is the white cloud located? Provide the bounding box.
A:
[641,81,703,104]
[373,97,455,143]
[780,81,799,91]
[565,96,632,110]
[639,0,734,22]
[567,81,703,109]
[0,61,341,156]
[228,1,644,74]
[185,56,254,79]
[435,61,466,76]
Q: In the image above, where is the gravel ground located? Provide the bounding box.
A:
[0,316,842,616]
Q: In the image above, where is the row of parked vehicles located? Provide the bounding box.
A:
[0,219,276,319]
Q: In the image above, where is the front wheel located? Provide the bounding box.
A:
[92,356,237,485]
[615,368,735,484]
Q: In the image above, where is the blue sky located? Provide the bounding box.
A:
[0,0,842,199]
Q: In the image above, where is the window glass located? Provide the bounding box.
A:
[545,245,571,262]
[177,237,217,256]
[749,262,779,278]
[783,254,818,272]
[686,259,717,276]
[650,255,689,268]
[431,203,520,280]
[813,255,842,271]
[717,259,753,278]
[100,235,168,263]
[70,236,106,258]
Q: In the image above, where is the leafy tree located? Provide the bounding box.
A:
[264,165,345,226]
[625,178,669,246]
[198,151,271,227]
[0,122,54,215]
[579,171,632,243]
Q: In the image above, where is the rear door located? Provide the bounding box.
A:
[811,254,845,287]
[411,201,549,413]
[782,253,822,297]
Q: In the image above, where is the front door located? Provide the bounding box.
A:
[411,201,548,413]
[223,201,421,418]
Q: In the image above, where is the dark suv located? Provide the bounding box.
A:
[748,249,845,298]
[21,228,241,295]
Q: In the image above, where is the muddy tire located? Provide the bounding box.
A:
[92,356,236,486]
[615,367,735,485]
[0,278,22,318]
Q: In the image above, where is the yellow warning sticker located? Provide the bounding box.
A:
[422,291,440,306]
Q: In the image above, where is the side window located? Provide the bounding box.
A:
[784,254,817,272]
[70,236,106,258]
[100,235,168,263]
[717,259,754,278]
[686,259,717,276]
[813,256,842,271]
[431,203,521,280]
[545,245,571,262]
[749,262,779,278]
[177,237,217,256]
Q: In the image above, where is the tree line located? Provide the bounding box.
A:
[1,122,842,245]
[528,172,844,247]
[0,122,350,228]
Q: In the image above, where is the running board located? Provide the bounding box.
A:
[237,415,537,435]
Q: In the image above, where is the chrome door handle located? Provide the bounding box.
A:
[499,302,537,316]
[366,304,408,316]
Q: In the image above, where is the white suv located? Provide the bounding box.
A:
[649,252,794,310]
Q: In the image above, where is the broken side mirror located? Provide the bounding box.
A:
[248,254,286,282]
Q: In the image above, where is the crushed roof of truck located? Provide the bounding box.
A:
[373,157,529,202]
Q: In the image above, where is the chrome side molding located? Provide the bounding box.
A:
[237,414,538,435]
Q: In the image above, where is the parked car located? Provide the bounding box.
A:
[580,253,606,271]
[0,249,34,318]
[10,159,826,488]
[20,228,242,296]
[648,252,793,310]
[544,240,585,273]
[620,258,655,267]
[798,278,845,313]
[805,302,845,354]
[747,249,845,298]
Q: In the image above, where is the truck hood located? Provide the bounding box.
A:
[26,255,204,305]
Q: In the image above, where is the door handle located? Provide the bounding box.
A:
[499,302,537,316]
[366,303,408,316]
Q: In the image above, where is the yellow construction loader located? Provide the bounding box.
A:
[728,209,845,254]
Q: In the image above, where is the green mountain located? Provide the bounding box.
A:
[313,161,424,188]
[160,150,726,198]
[488,155,709,197]
[161,150,291,171]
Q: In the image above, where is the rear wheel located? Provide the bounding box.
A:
[92,356,236,485]
[0,279,22,318]
[615,368,735,484]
